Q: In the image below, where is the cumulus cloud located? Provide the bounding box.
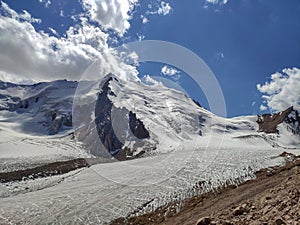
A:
[0,1,41,23]
[257,67,300,112]
[0,3,138,83]
[157,1,172,15]
[81,0,138,36]
[161,65,180,76]
[38,0,51,8]
[161,65,180,81]
[259,105,267,111]
[147,1,172,16]
[0,71,36,84]
[142,74,161,85]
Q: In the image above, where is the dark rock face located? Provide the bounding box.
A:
[94,77,150,159]
[285,108,300,135]
[198,115,206,136]
[192,99,202,108]
[0,96,21,111]
[95,77,124,157]
[257,106,300,134]
[48,112,72,135]
[129,111,150,139]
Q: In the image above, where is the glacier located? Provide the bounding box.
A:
[0,77,299,224]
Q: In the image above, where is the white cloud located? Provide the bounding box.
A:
[216,52,224,60]
[1,1,41,23]
[48,27,58,36]
[38,0,51,8]
[59,10,64,17]
[137,33,145,41]
[0,3,138,83]
[142,74,161,85]
[0,71,36,84]
[259,105,267,111]
[146,1,172,16]
[204,0,228,8]
[81,0,138,36]
[142,17,148,24]
[161,65,180,76]
[205,0,228,5]
[141,15,149,24]
[157,1,172,15]
[257,67,300,112]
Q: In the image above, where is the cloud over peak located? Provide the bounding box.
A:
[257,67,300,112]
[81,0,138,36]
[0,2,138,83]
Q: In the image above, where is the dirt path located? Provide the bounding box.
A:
[110,152,300,225]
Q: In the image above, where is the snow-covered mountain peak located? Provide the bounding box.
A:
[73,74,214,159]
[1,77,299,160]
[0,79,76,135]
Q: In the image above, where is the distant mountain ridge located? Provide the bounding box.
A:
[0,77,299,158]
[0,79,76,135]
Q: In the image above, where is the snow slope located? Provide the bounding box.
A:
[0,80,92,173]
[0,80,76,135]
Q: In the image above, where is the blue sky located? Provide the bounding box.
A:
[0,0,300,117]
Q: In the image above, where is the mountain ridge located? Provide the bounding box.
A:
[0,77,299,158]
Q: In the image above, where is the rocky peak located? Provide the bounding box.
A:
[257,106,300,135]
[94,76,150,160]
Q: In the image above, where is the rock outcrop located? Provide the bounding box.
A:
[257,106,300,135]
[94,76,150,160]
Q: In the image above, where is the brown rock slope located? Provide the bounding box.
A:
[257,106,300,134]
[110,153,300,225]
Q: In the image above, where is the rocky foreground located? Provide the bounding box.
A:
[110,152,300,225]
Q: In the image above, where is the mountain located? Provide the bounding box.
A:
[257,106,300,135]
[0,76,299,160]
[0,80,76,135]
[73,74,212,159]
[0,76,299,225]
